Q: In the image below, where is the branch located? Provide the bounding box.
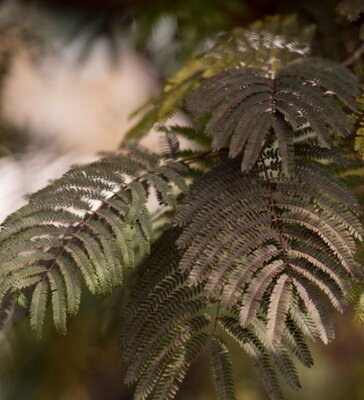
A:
[343,42,364,68]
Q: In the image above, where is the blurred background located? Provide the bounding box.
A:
[0,0,363,399]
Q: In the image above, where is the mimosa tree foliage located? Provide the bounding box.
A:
[0,8,364,400]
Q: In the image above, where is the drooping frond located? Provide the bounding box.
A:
[175,155,363,345]
[331,157,364,324]
[220,313,307,399]
[210,338,236,400]
[0,146,187,338]
[266,274,292,346]
[356,129,364,160]
[120,229,211,400]
[120,229,312,400]
[185,58,359,174]
[125,14,315,142]
[348,273,364,323]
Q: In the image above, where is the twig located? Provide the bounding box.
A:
[343,42,364,68]
[178,149,227,164]
[210,287,224,338]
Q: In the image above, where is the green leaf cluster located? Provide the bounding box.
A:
[125,14,316,143]
[0,146,187,338]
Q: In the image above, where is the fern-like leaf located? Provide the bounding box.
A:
[0,146,187,335]
[210,338,236,400]
[120,230,211,400]
[185,58,358,174]
[121,229,312,400]
[175,155,362,345]
[266,274,292,346]
[125,15,315,142]
[30,280,49,339]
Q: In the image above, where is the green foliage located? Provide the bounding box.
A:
[211,338,236,400]
[355,93,364,159]
[131,0,247,76]
[338,157,364,322]
[349,279,364,322]
[0,146,187,338]
[124,14,316,142]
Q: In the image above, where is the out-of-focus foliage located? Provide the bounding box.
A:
[354,94,364,159]
[15,0,248,71]
[337,0,364,40]
[0,2,43,155]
